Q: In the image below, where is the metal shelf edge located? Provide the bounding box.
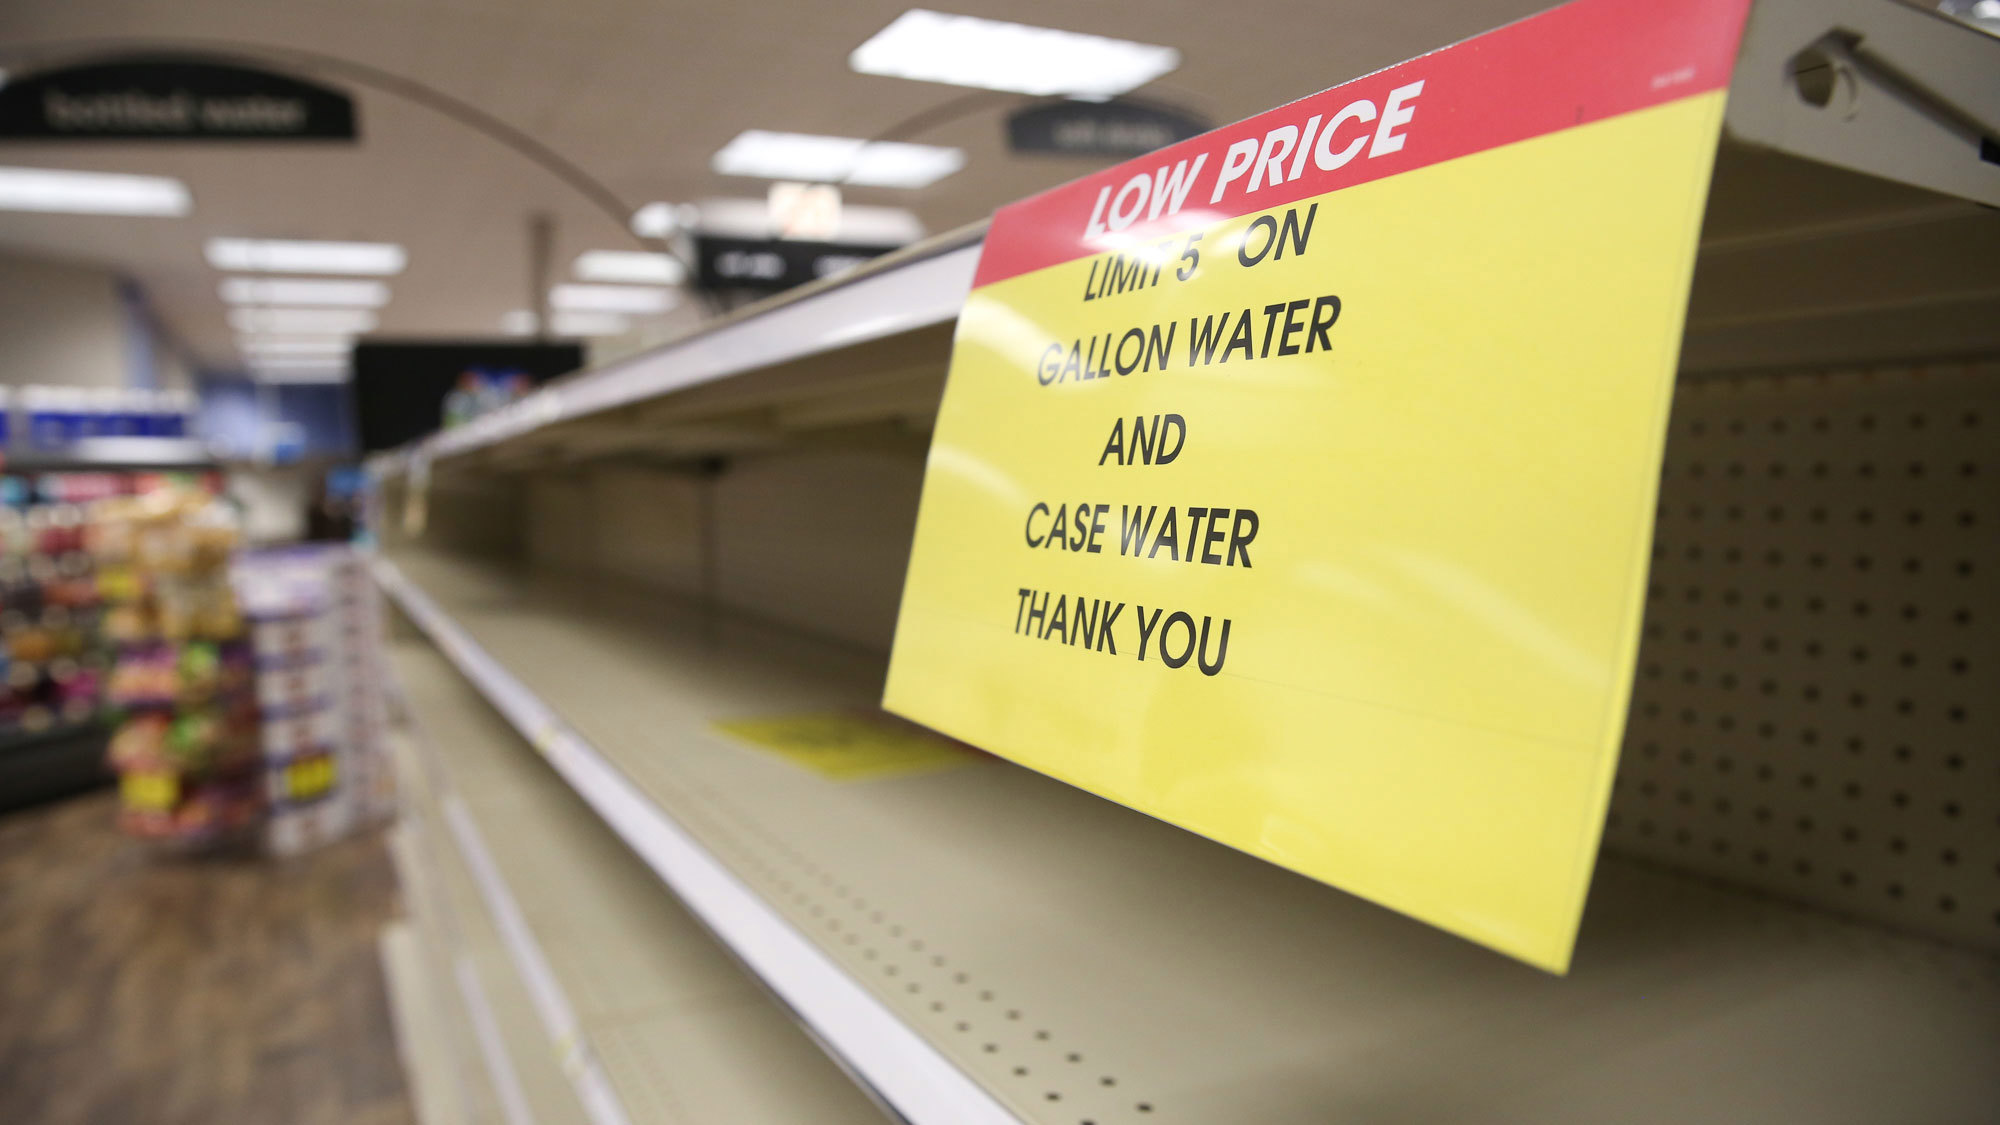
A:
[379,239,983,476]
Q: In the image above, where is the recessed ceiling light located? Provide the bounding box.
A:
[572,251,686,286]
[548,284,677,315]
[851,10,1178,98]
[712,130,964,189]
[228,306,378,334]
[0,165,191,216]
[220,278,389,307]
[551,311,631,337]
[237,335,353,356]
[206,238,406,275]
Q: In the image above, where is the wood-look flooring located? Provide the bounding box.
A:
[0,791,415,1125]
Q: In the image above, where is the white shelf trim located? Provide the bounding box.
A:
[374,554,1020,1125]
[439,796,632,1125]
[453,955,537,1125]
[379,240,981,473]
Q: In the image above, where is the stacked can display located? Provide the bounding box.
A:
[233,544,394,856]
[93,486,262,843]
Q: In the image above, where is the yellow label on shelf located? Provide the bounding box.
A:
[121,770,179,812]
[884,0,1749,972]
[715,712,978,782]
[284,753,337,802]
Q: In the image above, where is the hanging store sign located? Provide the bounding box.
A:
[885,0,1754,973]
[693,234,901,292]
[0,56,357,141]
[1007,99,1209,158]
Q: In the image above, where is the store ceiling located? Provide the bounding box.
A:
[0,0,1543,372]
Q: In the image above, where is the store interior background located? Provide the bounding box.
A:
[2,1,1997,1124]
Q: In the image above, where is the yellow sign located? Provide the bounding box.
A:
[885,0,1752,971]
[121,769,179,812]
[715,712,977,781]
[283,752,337,802]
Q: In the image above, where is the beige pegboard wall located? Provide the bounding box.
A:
[1607,359,1998,952]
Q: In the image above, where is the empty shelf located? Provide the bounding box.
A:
[390,633,893,1124]
[377,547,2000,1125]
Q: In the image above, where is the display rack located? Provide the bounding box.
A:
[370,2,1999,1122]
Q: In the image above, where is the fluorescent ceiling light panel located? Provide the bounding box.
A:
[851,10,1178,98]
[711,130,963,189]
[548,283,677,315]
[220,278,389,307]
[0,165,191,216]
[237,335,352,356]
[228,306,377,334]
[205,238,406,275]
[572,250,686,286]
[551,311,631,337]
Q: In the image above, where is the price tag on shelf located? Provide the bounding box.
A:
[715,712,978,781]
[120,769,179,812]
[282,752,337,803]
[884,0,1753,972]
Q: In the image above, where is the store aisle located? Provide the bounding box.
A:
[0,791,413,1125]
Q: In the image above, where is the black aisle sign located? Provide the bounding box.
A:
[0,56,357,141]
[693,235,902,293]
[1006,99,1208,158]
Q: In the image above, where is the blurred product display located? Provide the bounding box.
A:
[0,472,405,849]
[93,483,262,843]
[232,543,395,855]
[0,498,109,739]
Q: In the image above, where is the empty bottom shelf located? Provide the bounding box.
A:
[381,549,2000,1124]
[390,633,893,1124]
